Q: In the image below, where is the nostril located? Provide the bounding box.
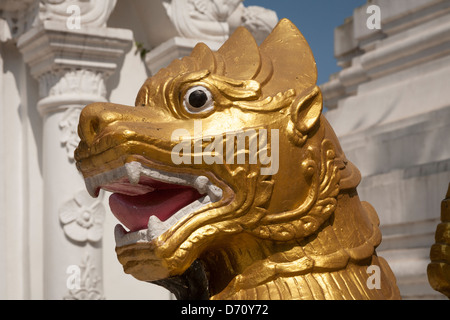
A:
[78,102,126,145]
[77,103,106,144]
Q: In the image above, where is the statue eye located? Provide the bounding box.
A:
[183,86,214,114]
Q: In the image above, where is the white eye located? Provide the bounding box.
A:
[183,86,214,114]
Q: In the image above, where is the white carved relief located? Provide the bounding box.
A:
[39,0,117,28]
[64,253,104,300]
[59,190,105,243]
[0,0,39,42]
[163,0,243,42]
[59,106,82,162]
[161,0,277,44]
[239,5,278,44]
[39,69,106,99]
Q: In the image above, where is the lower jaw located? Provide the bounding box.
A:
[114,242,173,282]
[114,234,211,290]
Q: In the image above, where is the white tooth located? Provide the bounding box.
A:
[85,178,98,198]
[207,184,222,202]
[84,165,129,197]
[114,224,127,243]
[193,176,222,202]
[147,215,165,240]
[114,224,150,247]
[125,161,142,185]
[193,176,209,194]
[146,196,212,241]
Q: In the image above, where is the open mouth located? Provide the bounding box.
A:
[84,161,223,247]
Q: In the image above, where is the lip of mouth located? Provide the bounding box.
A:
[83,161,223,247]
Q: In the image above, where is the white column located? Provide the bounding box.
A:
[0,37,6,301]
[0,0,39,300]
[18,16,132,299]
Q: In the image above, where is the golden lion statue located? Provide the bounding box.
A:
[75,19,400,300]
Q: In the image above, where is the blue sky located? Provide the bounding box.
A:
[244,0,367,85]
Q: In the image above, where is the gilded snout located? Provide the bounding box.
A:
[74,102,180,166]
[77,102,138,146]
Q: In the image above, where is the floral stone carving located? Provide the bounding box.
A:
[59,190,105,243]
[59,107,82,163]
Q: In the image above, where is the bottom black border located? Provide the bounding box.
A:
[3,299,446,319]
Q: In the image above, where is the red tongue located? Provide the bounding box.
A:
[109,188,202,232]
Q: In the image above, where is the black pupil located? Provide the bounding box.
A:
[188,90,208,108]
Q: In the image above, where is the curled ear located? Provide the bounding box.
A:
[288,86,323,146]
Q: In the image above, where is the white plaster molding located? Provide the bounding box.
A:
[59,190,105,243]
[18,20,133,79]
[360,16,450,78]
[59,106,83,163]
[145,1,278,75]
[39,0,117,28]
[17,20,133,115]
[161,0,277,45]
[322,7,450,109]
[163,0,243,42]
[0,0,39,42]
[1,0,119,42]
[41,69,106,100]
[145,36,223,75]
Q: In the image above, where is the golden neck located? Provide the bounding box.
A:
[200,190,400,300]
[201,233,296,298]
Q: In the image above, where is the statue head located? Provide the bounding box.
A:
[75,19,360,293]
